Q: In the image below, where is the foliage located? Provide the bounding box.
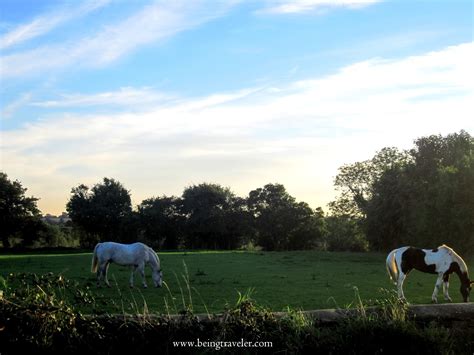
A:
[138,195,185,249]
[66,178,133,247]
[0,272,102,354]
[368,131,474,252]
[29,224,79,248]
[0,172,43,248]
[326,215,368,252]
[332,130,474,253]
[329,147,411,219]
[247,183,327,250]
[1,272,471,354]
[181,183,252,249]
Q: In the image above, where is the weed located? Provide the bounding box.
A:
[0,272,471,355]
[375,288,409,322]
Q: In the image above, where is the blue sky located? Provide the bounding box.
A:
[1,0,473,214]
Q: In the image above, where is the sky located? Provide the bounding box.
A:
[0,0,473,215]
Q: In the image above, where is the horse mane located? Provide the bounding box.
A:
[146,247,161,271]
[439,244,469,274]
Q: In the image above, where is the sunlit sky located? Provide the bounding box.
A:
[1,0,473,215]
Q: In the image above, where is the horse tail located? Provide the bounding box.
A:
[386,249,399,285]
[91,243,101,273]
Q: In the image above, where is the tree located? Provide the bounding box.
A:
[247,183,326,250]
[181,183,249,249]
[326,215,368,252]
[365,166,409,250]
[404,131,474,251]
[340,130,474,252]
[138,196,184,249]
[66,178,132,246]
[287,206,327,250]
[0,172,42,248]
[328,147,412,252]
[221,196,253,250]
[329,147,411,218]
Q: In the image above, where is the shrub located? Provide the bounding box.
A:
[0,273,472,354]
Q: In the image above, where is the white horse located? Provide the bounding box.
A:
[91,242,163,288]
[386,244,472,303]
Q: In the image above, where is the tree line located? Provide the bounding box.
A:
[1,130,472,252]
[65,180,327,250]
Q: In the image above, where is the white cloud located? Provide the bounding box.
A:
[0,1,234,79]
[1,92,32,119]
[258,0,381,14]
[0,0,111,50]
[1,42,472,214]
[31,87,174,108]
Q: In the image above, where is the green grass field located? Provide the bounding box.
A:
[1,250,472,314]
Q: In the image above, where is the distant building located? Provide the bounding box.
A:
[42,212,71,225]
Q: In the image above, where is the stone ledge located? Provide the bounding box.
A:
[86,303,474,326]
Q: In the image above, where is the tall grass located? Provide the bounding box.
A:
[162,261,210,318]
[1,272,470,354]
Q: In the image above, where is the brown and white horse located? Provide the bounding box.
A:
[386,244,472,303]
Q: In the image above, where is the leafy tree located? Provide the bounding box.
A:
[181,183,249,249]
[66,178,132,246]
[221,196,254,250]
[248,183,326,250]
[404,131,474,251]
[329,147,410,218]
[0,172,42,248]
[138,196,184,249]
[326,215,368,252]
[31,223,78,248]
[288,206,327,250]
[336,130,474,252]
[365,166,409,250]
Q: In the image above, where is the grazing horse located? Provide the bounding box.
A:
[386,244,472,303]
[91,242,163,288]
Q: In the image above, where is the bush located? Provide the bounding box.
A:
[326,216,369,252]
[0,273,472,354]
[0,273,101,354]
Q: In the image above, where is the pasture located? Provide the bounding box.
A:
[1,250,472,314]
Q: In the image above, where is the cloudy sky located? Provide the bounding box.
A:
[1,0,473,215]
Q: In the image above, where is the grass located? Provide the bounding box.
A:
[0,250,472,314]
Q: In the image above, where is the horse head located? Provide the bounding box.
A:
[152,268,163,288]
[147,248,163,288]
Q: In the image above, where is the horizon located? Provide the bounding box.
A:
[1,0,473,215]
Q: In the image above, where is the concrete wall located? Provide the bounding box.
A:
[93,303,474,328]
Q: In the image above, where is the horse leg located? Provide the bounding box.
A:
[442,273,452,302]
[138,263,147,288]
[104,262,111,288]
[432,273,443,303]
[96,265,103,287]
[97,261,108,287]
[130,265,137,288]
[397,272,407,301]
